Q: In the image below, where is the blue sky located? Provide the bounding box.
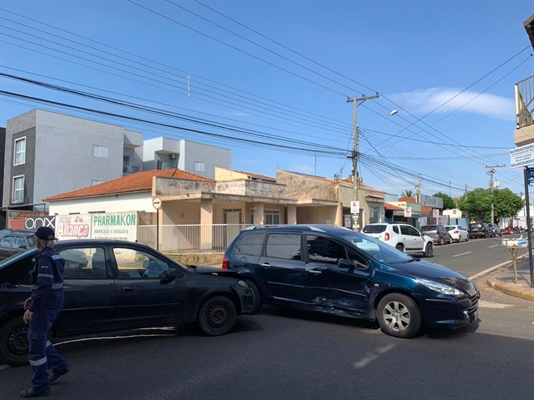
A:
[1,0,534,199]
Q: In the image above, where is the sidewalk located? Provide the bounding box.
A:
[481,256,534,302]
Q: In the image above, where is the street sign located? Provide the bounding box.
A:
[404,207,412,217]
[152,196,162,209]
[350,201,360,214]
[528,168,534,185]
[432,209,439,218]
[510,143,534,168]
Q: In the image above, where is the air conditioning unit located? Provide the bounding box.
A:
[169,153,177,160]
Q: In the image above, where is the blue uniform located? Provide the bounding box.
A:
[27,247,69,393]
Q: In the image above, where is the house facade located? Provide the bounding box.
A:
[137,137,231,179]
[2,109,143,212]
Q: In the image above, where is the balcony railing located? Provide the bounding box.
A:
[123,162,142,174]
[515,75,534,128]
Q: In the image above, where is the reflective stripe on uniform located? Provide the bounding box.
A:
[31,284,37,290]
[46,340,52,347]
[52,283,63,289]
[29,356,47,366]
[38,273,54,279]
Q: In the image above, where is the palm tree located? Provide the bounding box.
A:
[401,190,414,198]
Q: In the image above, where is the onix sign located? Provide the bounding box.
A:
[25,216,56,230]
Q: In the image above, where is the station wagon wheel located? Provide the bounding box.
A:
[0,318,30,367]
[424,243,433,257]
[395,244,404,252]
[197,296,236,336]
[377,294,422,338]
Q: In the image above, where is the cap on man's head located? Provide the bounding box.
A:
[35,227,57,241]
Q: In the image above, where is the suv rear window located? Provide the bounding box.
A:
[469,224,481,229]
[234,232,265,256]
[421,225,436,231]
[362,225,386,234]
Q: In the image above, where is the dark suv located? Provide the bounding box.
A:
[468,223,493,239]
[223,224,479,338]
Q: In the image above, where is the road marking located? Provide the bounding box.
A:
[452,251,472,257]
[478,300,513,309]
[488,245,497,248]
[354,344,396,369]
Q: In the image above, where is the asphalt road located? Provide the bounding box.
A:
[429,234,524,277]
[2,235,533,399]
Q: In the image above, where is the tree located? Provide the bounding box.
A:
[401,190,414,198]
[433,192,456,210]
[457,188,492,222]
[493,188,524,224]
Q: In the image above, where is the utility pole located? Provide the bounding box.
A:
[416,174,422,203]
[486,165,505,223]
[346,93,379,231]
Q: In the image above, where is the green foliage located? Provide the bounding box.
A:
[433,192,456,210]
[493,188,524,223]
[457,188,492,222]
[401,189,414,198]
[457,188,524,223]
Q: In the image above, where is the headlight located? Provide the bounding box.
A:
[237,280,249,288]
[415,278,463,296]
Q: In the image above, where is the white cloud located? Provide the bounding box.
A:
[389,88,515,121]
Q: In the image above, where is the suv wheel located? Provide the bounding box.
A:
[197,296,236,336]
[0,318,29,367]
[395,244,404,252]
[377,293,422,338]
[424,243,433,257]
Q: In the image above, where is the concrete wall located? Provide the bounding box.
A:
[297,206,338,224]
[514,124,534,147]
[162,202,199,224]
[276,170,338,200]
[215,168,248,181]
[154,177,215,196]
[215,180,287,197]
[48,192,152,215]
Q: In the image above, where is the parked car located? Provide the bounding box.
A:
[0,240,253,367]
[502,227,514,235]
[420,225,453,245]
[0,230,36,261]
[444,225,469,242]
[222,225,479,339]
[361,222,434,257]
[468,222,493,238]
[489,223,502,237]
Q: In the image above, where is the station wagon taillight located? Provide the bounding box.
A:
[222,254,228,270]
[454,230,459,234]
[385,232,390,241]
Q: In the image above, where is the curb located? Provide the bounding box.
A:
[486,278,534,302]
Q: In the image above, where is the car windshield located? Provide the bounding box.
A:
[362,225,386,233]
[338,231,412,264]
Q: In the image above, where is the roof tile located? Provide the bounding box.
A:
[44,169,213,201]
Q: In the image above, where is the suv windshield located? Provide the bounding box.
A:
[339,231,412,264]
[362,225,386,234]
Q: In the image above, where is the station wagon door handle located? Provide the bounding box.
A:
[121,287,134,293]
[308,270,322,275]
[260,263,271,267]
